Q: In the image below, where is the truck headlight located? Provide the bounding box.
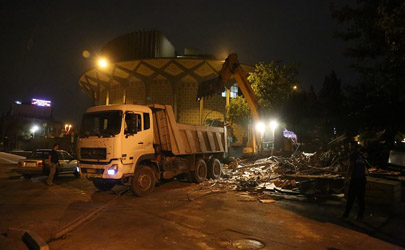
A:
[107,164,119,175]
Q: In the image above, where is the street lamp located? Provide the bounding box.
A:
[30,125,40,138]
[255,122,266,138]
[269,120,279,155]
[98,58,108,68]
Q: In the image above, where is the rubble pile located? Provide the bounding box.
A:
[194,151,350,202]
[189,144,402,203]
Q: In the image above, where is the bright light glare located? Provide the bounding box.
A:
[270,120,279,130]
[107,169,116,175]
[255,122,266,134]
[98,59,108,68]
[30,125,40,133]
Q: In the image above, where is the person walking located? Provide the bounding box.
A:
[343,141,369,219]
[47,143,59,186]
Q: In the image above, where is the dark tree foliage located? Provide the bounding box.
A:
[282,86,324,147]
[318,71,346,137]
[331,0,405,144]
[228,61,299,125]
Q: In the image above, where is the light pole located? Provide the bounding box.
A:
[270,120,279,155]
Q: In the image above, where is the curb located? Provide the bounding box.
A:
[6,228,49,250]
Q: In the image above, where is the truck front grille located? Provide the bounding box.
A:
[80,148,107,160]
[81,168,105,174]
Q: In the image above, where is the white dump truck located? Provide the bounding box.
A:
[77,104,227,196]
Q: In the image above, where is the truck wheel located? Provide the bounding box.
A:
[190,159,207,183]
[131,165,155,197]
[93,179,115,191]
[207,158,221,179]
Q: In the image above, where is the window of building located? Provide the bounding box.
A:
[221,85,238,99]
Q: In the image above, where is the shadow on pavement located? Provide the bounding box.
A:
[278,198,405,248]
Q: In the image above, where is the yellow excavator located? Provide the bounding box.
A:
[197,53,262,153]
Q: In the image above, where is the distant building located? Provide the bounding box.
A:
[79,30,254,146]
[0,99,64,150]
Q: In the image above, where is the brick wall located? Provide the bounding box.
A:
[149,79,173,105]
[177,81,200,125]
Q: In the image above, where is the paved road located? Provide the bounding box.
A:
[0,164,404,249]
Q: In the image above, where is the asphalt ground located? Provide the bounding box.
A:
[0,163,404,250]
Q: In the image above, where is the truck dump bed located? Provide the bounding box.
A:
[149,104,227,155]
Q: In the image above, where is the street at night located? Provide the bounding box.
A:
[0,162,404,250]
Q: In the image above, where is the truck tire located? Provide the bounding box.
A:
[93,179,115,191]
[190,159,207,183]
[131,165,155,196]
[207,158,221,179]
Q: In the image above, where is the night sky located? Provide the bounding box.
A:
[0,0,354,125]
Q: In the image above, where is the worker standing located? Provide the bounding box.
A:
[47,144,59,186]
[342,141,369,219]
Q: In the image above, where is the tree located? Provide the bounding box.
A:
[318,71,346,138]
[331,0,405,143]
[228,61,299,125]
[282,86,324,146]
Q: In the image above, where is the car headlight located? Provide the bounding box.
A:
[76,166,80,173]
[107,164,119,175]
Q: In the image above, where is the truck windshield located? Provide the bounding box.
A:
[79,111,123,138]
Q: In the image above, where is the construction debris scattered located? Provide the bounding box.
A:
[191,148,402,203]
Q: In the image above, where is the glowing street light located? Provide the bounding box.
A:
[270,120,279,131]
[292,85,297,91]
[98,58,108,68]
[255,122,266,136]
[30,125,39,133]
[30,125,40,138]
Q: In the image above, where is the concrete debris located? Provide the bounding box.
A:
[191,148,401,203]
[213,152,348,200]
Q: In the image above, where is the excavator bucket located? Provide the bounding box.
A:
[196,76,225,100]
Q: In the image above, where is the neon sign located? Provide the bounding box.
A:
[32,99,51,107]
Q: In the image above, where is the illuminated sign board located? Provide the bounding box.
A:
[32,99,51,107]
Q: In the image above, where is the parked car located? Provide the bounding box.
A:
[17,149,80,179]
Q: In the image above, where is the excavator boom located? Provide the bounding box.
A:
[197,54,262,151]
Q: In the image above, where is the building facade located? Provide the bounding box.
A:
[0,99,65,150]
[79,30,253,146]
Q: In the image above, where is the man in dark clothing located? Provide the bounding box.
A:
[343,142,369,219]
[47,144,59,185]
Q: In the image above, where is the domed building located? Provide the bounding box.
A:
[79,30,253,146]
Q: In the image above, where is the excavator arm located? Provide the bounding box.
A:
[197,54,262,151]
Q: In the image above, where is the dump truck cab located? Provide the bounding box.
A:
[78,105,155,184]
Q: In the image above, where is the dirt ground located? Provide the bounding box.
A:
[0,164,404,250]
